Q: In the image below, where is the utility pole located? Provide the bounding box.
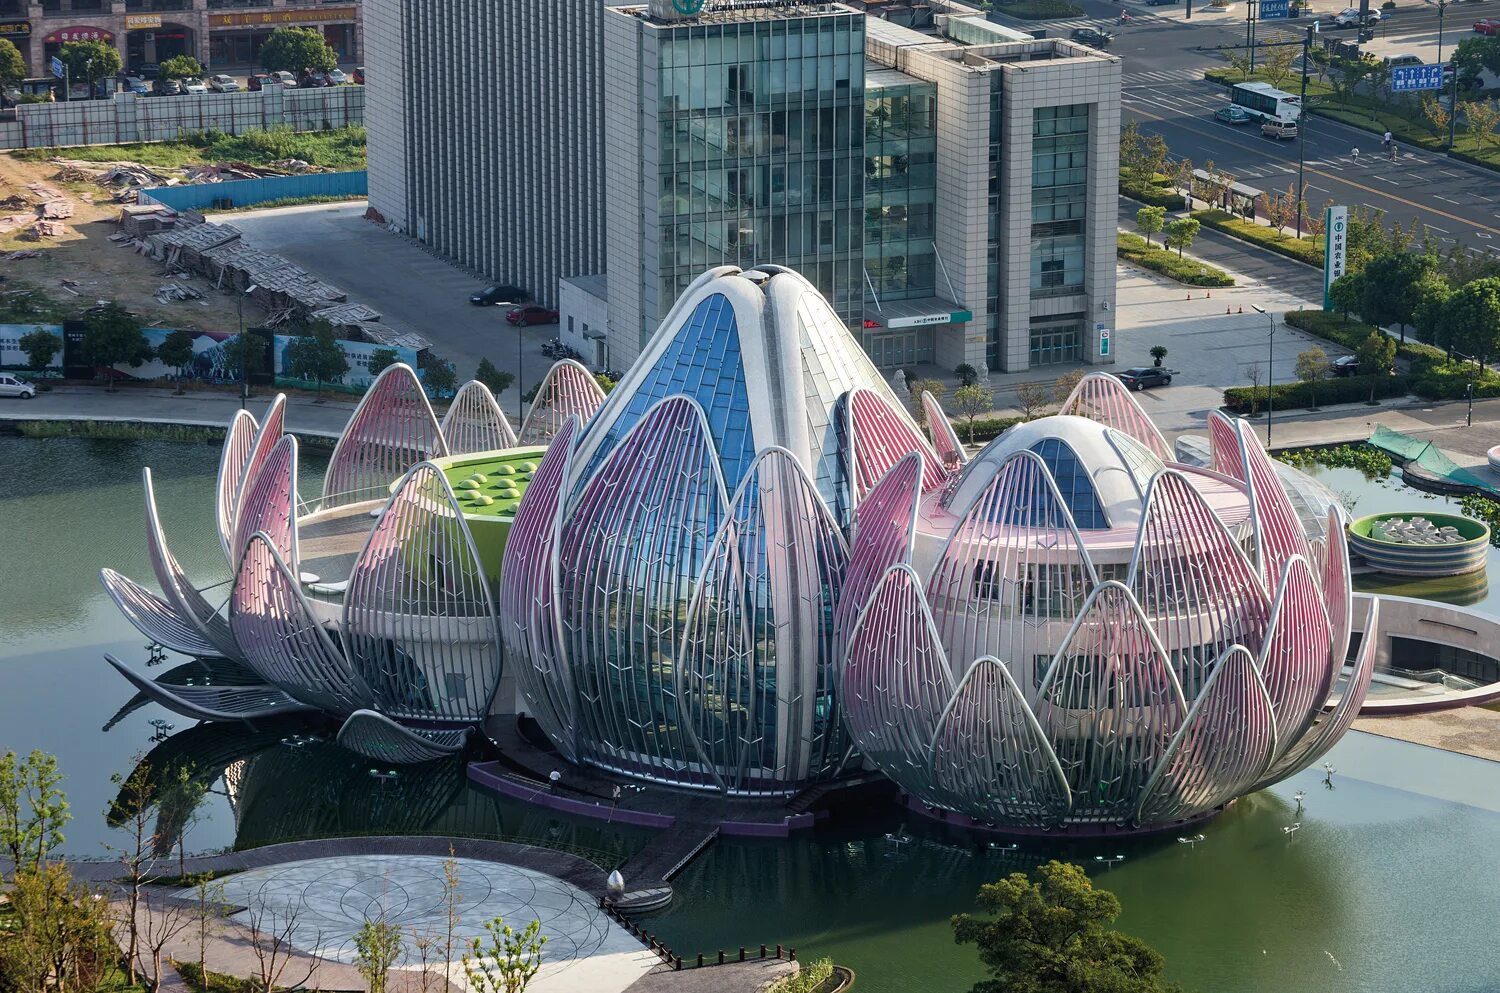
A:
[1296,22,1313,237]
[1246,0,1259,72]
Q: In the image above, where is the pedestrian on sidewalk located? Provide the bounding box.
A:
[1382,129,1392,148]
[1351,146,1361,162]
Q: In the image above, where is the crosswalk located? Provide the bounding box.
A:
[1123,67,1210,87]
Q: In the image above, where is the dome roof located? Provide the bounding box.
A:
[944,415,1166,531]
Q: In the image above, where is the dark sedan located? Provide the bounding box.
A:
[1115,366,1172,391]
[470,285,511,306]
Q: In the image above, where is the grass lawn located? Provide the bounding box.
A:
[1117,231,1235,286]
[1191,208,1324,267]
[14,124,367,171]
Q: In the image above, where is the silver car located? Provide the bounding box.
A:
[0,373,36,399]
[208,74,240,93]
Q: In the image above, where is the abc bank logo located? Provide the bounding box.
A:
[672,0,708,12]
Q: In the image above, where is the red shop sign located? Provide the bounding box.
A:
[45,25,115,44]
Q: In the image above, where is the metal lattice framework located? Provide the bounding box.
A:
[499,416,581,762]
[232,434,299,572]
[557,396,729,786]
[518,359,607,446]
[837,408,1379,831]
[677,447,850,792]
[322,364,448,509]
[104,654,315,723]
[335,710,471,764]
[921,391,966,469]
[832,453,924,668]
[100,569,220,658]
[143,467,242,661]
[342,463,501,723]
[846,387,945,500]
[237,394,286,520]
[1059,372,1172,461]
[440,380,518,454]
[215,408,259,564]
[229,532,375,716]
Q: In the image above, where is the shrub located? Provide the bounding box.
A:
[1280,310,1500,396]
[1120,176,1185,210]
[1192,209,1324,266]
[1277,443,1394,476]
[1117,232,1235,286]
[994,0,1084,16]
[968,415,1024,443]
[1223,373,1408,412]
[768,958,835,993]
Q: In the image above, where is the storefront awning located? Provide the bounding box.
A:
[865,296,972,330]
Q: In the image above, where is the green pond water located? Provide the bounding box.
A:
[3,439,1499,993]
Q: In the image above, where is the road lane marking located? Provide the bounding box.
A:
[1434,195,1460,204]
[1425,225,1450,233]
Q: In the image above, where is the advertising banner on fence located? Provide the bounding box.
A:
[1322,205,1348,311]
[0,323,64,378]
[104,328,238,384]
[273,334,417,395]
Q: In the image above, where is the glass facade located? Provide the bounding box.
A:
[655,13,865,325]
[1030,104,1089,301]
[1029,312,1086,366]
[863,79,937,304]
[985,74,1004,371]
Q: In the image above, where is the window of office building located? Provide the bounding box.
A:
[986,75,1004,371]
[1031,105,1088,299]
[654,14,866,324]
[1029,312,1085,366]
[863,78,937,303]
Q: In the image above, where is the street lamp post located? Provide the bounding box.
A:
[1252,304,1276,447]
[517,321,525,424]
[1295,23,1312,237]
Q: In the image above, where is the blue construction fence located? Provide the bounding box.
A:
[141,170,367,213]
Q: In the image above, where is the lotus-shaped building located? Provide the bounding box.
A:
[838,378,1379,832]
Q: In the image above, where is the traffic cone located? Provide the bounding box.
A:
[1207,290,1212,298]
[1226,305,1231,314]
[1238,306,1244,314]
[1187,293,1192,300]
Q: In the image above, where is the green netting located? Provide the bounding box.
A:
[1368,425,1500,497]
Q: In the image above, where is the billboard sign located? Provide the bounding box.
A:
[1323,205,1348,310]
[1259,0,1290,19]
[1098,325,1111,357]
[1390,64,1445,92]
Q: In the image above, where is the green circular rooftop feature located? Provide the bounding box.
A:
[1347,512,1489,577]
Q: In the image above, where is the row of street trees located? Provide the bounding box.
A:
[1330,254,1500,363]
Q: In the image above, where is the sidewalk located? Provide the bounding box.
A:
[0,385,360,438]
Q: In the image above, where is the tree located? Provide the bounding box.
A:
[908,378,945,428]
[366,347,400,379]
[191,874,231,979]
[0,749,69,873]
[16,328,60,378]
[59,40,120,93]
[221,332,267,390]
[106,760,161,987]
[1463,99,1500,155]
[1118,121,1144,182]
[355,918,405,993]
[1444,276,1500,363]
[138,886,194,993]
[1360,252,1438,344]
[1295,346,1330,409]
[1015,381,1050,421]
[1421,92,1452,139]
[1172,158,1194,204]
[156,762,209,877]
[463,917,547,993]
[260,26,338,74]
[0,38,24,88]
[1135,205,1165,247]
[1141,134,1170,184]
[952,384,994,443]
[1452,36,1500,89]
[0,861,114,993]
[283,321,348,394]
[954,362,980,386]
[475,358,515,396]
[1328,272,1365,323]
[1244,360,1264,415]
[1226,48,1253,81]
[1165,217,1200,258]
[952,860,1184,993]
[1357,330,1397,404]
[1150,345,1168,367]
[422,353,457,398]
[155,328,196,394]
[158,55,204,81]
[82,303,151,391]
[1412,271,1453,346]
[1264,36,1299,88]
[245,898,323,993]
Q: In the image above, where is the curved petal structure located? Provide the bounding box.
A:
[343,463,500,722]
[832,452,923,667]
[518,358,607,446]
[843,564,956,803]
[1058,372,1172,461]
[144,467,241,661]
[1135,645,1277,823]
[440,380,518,454]
[104,654,315,723]
[1035,582,1188,823]
[1207,410,1246,482]
[925,450,1098,680]
[1256,598,1380,788]
[499,416,581,762]
[335,710,471,764]
[322,363,448,509]
[230,532,374,715]
[232,433,299,571]
[929,657,1072,828]
[1258,555,1333,748]
[1323,504,1353,675]
[215,408,259,564]
[921,391,966,469]
[1235,418,1314,586]
[847,387,944,500]
[559,396,729,786]
[678,448,849,792]
[100,568,221,658]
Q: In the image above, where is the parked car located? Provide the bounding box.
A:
[208,74,240,93]
[1143,0,1178,6]
[1384,54,1423,68]
[326,68,348,85]
[247,73,272,91]
[1114,367,1172,391]
[506,305,560,327]
[1069,26,1114,47]
[353,66,366,84]
[0,373,35,399]
[131,63,161,80]
[121,76,150,95]
[1262,119,1299,140]
[270,70,297,87]
[1475,17,1500,34]
[1331,355,1361,377]
[151,78,184,96]
[470,285,513,307]
[300,71,330,88]
[180,77,208,95]
[1214,105,1252,124]
[1333,6,1379,26]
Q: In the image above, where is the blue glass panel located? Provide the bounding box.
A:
[579,293,756,492]
[1028,438,1108,529]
